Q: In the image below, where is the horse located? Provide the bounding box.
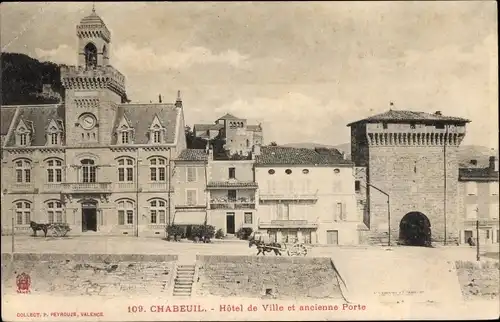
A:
[30,221,52,237]
[249,237,282,256]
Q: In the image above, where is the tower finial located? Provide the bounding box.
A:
[389,101,394,110]
[92,2,96,13]
[177,90,181,101]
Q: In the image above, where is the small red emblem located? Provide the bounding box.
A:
[16,273,31,294]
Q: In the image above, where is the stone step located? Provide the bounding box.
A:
[177,271,195,275]
[174,285,193,290]
[175,280,193,284]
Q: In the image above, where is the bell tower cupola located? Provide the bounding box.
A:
[77,6,111,68]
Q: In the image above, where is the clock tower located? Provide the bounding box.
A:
[61,7,127,146]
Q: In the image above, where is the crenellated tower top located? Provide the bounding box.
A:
[347,109,470,147]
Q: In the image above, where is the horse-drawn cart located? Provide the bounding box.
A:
[249,232,309,257]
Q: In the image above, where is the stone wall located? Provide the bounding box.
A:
[195,255,343,299]
[1,254,177,296]
[366,146,461,245]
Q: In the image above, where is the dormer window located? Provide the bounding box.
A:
[15,120,32,147]
[153,130,161,143]
[20,134,28,145]
[45,119,63,146]
[116,121,134,145]
[51,133,58,145]
[148,115,166,144]
[121,132,129,144]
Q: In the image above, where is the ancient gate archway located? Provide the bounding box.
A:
[399,212,432,247]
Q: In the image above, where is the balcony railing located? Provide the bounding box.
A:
[44,183,63,192]
[259,190,319,201]
[258,219,318,229]
[209,198,256,210]
[62,182,112,193]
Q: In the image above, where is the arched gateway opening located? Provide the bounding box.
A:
[399,212,432,247]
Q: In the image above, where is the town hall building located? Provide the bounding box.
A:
[1,9,186,236]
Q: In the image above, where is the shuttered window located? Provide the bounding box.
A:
[187,167,197,182]
[186,190,197,206]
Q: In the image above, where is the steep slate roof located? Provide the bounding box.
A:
[3,104,65,147]
[1,107,17,136]
[176,149,208,162]
[217,113,240,120]
[459,167,499,181]
[80,11,106,26]
[255,146,352,166]
[193,123,224,131]
[112,103,179,144]
[347,110,471,126]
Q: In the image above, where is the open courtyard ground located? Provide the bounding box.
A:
[1,235,499,260]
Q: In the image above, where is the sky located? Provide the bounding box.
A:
[1,1,498,149]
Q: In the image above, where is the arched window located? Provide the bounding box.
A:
[149,199,167,224]
[117,199,134,225]
[46,200,63,223]
[149,157,167,182]
[15,200,31,225]
[84,43,98,69]
[15,159,31,183]
[81,159,96,183]
[46,159,63,183]
[117,157,134,182]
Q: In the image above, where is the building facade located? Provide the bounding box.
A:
[458,156,499,245]
[171,149,208,236]
[206,149,258,235]
[254,146,362,245]
[1,9,186,236]
[348,109,469,245]
[194,113,263,156]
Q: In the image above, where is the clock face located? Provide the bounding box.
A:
[80,115,96,130]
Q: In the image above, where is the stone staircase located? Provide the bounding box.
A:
[172,264,196,297]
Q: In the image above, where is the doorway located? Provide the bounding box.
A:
[464,230,473,244]
[326,230,339,245]
[226,212,235,234]
[81,201,97,232]
[399,211,431,247]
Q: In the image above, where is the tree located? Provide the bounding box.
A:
[270,141,278,146]
[185,125,208,149]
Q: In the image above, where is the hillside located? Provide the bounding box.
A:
[282,142,498,167]
[1,52,63,106]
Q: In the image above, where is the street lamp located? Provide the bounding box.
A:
[364,182,391,246]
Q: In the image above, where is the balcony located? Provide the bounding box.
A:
[259,190,319,201]
[44,183,63,192]
[144,182,174,192]
[207,180,258,190]
[258,219,318,229]
[62,182,112,194]
[210,197,256,210]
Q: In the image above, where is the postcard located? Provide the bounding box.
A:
[1,1,498,321]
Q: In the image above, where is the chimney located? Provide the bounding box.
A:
[489,156,498,172]
[159,94,162,103]
[470,159,478,166]
[175,90,182,108]
[434,111,442,116]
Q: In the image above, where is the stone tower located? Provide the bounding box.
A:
[348,109,469,245]
[61,7,127,146]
